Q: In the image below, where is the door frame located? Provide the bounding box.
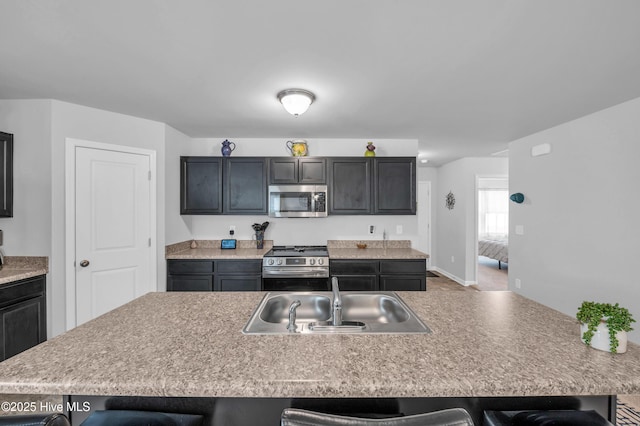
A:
[417,181,432,269]
[64,138,157,330]
[474,174,508,286]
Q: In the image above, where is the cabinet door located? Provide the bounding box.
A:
[180,157,222,214]
[333,275,377,291]
[328,158,372,214]
[269,158,298,184]
[224,158,268,214]
[299,158,326,184]
[215,275,262,291]
[0,132,13,218]
[0,295,46,361]
[167,275,213,291]
[380,275,426,291]
[374,158,416,215]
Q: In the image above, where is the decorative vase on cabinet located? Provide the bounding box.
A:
[221,139,236,157]
[364,141,376,157]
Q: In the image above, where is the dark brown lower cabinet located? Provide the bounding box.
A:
[0,275,47,361]
[330,259,426,291]
[167,260,261,292]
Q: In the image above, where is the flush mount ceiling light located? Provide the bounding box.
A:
[277,89,315,117]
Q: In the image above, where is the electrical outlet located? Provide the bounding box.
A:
[368,225,375,234]
[229,225,236,236]
[515,278,522,289]
[451,256,455,263]
[396,225,403,234]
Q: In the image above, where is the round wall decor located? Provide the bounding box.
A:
[446,191,456,210]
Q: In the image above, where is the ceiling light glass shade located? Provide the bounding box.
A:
[277,89,315,117]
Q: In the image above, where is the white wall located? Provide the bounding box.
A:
[166,138,421,246]
[50,100,166,336]
[509,96,640,344]
[0,100,52,255]
[434,157,508,284]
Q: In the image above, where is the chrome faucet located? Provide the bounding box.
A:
[331,277,342,326]
[287,300,302,332]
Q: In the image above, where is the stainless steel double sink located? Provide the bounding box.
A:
[242,291,431,334]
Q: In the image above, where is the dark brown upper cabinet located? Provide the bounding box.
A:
[269,157,326,184]
[180,157,223,214]
[328,157,416,215]
[223,157,268,214]
[327,158,373,215]
[373,157,416,215]
[0,132,13,218]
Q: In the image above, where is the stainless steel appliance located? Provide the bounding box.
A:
[262,245,330,291]
[268,185,327,218]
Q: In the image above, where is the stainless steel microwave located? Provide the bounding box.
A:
[268,185,328,218]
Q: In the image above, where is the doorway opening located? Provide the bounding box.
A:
[476,177,508,291]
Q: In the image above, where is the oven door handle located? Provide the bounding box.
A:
[262,268,329,278]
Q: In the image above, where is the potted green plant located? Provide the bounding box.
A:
[576,301,635,353]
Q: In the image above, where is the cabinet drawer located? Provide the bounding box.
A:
[0,276,45,308]
[215,260,261,274]
[330,260,378,275]
[379,260,425,274]
[167,260,214,275]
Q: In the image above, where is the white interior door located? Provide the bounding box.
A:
[75,146,153,325]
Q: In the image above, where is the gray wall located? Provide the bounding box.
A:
[509,96,640,343]
[434,157,508,284]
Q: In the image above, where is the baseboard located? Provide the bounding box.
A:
[431,267,476,287]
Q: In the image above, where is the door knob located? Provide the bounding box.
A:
[80,260,90,267]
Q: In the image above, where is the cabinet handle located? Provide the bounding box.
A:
[80,260,90,267]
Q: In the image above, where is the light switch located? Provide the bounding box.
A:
[515,225,524,235]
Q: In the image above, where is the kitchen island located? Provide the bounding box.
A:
[0,291,638,423]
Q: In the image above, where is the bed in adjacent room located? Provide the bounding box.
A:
[478,236,508,269]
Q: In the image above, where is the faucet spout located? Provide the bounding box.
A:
[331,277,342,326]
[287,300,302,332]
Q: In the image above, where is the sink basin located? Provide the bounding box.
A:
[259,293,331,323]
[243,291,431,334]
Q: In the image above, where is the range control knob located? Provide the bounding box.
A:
[267,259,274,265]
[277,259,283,265]
[309,258,316,265]
[318,258,324,265]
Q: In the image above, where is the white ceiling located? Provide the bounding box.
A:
[1,1,640,165]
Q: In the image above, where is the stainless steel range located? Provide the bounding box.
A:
[262,245,330,291]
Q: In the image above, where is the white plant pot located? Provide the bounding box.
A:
[580,322,628,353]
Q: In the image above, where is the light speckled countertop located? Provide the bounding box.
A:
[165,240,428,260]
[0,257,48,286]
[166,240,273,259]
[0,291,638,398]
[328,248,428,259]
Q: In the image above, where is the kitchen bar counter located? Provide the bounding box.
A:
[0,256,48,286]
[0,291,638,398]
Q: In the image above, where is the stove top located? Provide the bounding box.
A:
[265,245,328,257]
